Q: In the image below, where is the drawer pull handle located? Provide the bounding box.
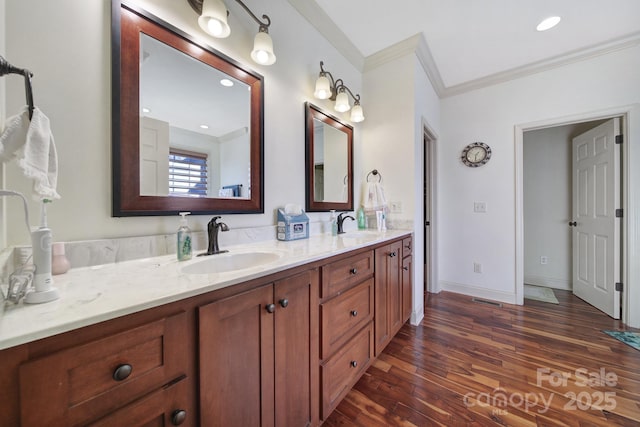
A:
[112,364,132,381]
[265,303,276,313]
[350,360,358,368]
[279,298,289,308]
[403,266,409,271]
[389,251,396,258]
[405,244,411,250]
[350,310,358,317]
[350,267,358,275]
[171,409,187,425]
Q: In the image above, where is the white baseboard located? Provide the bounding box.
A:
[524,275,571,290]
[439,281,517,305]
[410,306,424,326]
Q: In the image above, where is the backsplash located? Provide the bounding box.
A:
[0,217,411,282]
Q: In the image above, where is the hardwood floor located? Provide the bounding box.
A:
[323,290,640,426]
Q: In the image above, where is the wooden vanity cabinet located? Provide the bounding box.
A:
[14,309,195,427]
[319,250,375,420]
[402,236,413,322]
[199,269,319,427]
[374,239,404,356]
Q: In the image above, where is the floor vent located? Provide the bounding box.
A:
[471,298,503,307]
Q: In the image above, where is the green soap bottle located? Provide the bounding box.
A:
[357,206,366,229]
[177,212,192,261]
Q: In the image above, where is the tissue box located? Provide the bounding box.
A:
[277,208,309,241]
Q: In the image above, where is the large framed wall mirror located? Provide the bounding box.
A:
[305,102,353,212]
[112,1,264,216]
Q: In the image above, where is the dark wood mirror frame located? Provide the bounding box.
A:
[112,0,264,216]
[305,102,353,212]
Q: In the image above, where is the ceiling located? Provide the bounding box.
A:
[290,0,640,96]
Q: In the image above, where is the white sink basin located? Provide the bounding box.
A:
[181,251,282,274]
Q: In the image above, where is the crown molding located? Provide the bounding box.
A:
[439,31,640,98]
[363,33,446,96]
[287,0,364,71]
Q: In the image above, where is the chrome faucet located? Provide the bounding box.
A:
[336,212,355,234]
[201,216,229,256]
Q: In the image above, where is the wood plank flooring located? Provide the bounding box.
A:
[323,290,640,426]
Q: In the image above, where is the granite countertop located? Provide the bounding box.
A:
[0,229,411,350]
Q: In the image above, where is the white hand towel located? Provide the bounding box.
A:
[0,106,60,200]
[363,182,388,214]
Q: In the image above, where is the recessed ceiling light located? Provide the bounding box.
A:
[142,107,151,113]
[220,78,234,87]
[536,16,561,32]
[200,124,209,129]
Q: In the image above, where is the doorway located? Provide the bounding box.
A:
[423,125,436,296]
[520,114,625,319]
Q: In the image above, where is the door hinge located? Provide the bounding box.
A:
[615,282,623,292]
[615,135,623,144]
[615,209,623,218]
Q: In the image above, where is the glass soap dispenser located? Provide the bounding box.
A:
[177,212,192,261]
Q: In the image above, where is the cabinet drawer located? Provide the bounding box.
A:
[20,311,188,427]
[320,278,373,359]
[321,250,373,299]
[320,322,373,419]
[89,376,191,427]
[402,237,413,258]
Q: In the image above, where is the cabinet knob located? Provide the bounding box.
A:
[569,221,577,227]
[350,360,358,368]
[350,267,358,275]
[112,364,132,381]
[265,303,276,313]
[405,244,411,250]
[279,298,289,308]
[403,266,409,271]
[171,409,187,425]
[350,310,358,317]
[389,251,396,258]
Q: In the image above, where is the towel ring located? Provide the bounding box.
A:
[366,169,382,183]
[0,55,35,120]
[343,175,348,185]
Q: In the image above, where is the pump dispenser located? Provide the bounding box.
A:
[177,212,193,261]
[25,199,60,304]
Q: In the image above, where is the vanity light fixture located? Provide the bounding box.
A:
[187,0,276,66]
[313,61,364,122]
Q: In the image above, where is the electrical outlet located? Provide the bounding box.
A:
[389,201,403,213]
[473,262,482,273]
[540,256,548,265]
[473,202,487,213]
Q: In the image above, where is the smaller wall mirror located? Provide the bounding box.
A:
[305,102,353,212]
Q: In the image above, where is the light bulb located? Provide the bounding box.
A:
[314,75,331,100]
[350,104,364,122]
[334,91,350,112]
[198,0,230,38]
[251,31,276,65]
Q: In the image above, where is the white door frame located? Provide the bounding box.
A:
[515,105,639,327]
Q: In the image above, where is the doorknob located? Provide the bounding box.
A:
[568,221,577,227]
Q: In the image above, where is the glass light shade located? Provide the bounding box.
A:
[198,0,231,38]
[350,104,364,122]
[334,91,351,112]
[251,31,276,65]
[314,75,331,100]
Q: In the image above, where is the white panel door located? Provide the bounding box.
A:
[572,118,621,318]
[140,117,169,196]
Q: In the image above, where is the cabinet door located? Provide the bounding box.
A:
[199,284,275,427]
[402,255,413,323]
[374,240,402,356]
[274,269,319,427]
